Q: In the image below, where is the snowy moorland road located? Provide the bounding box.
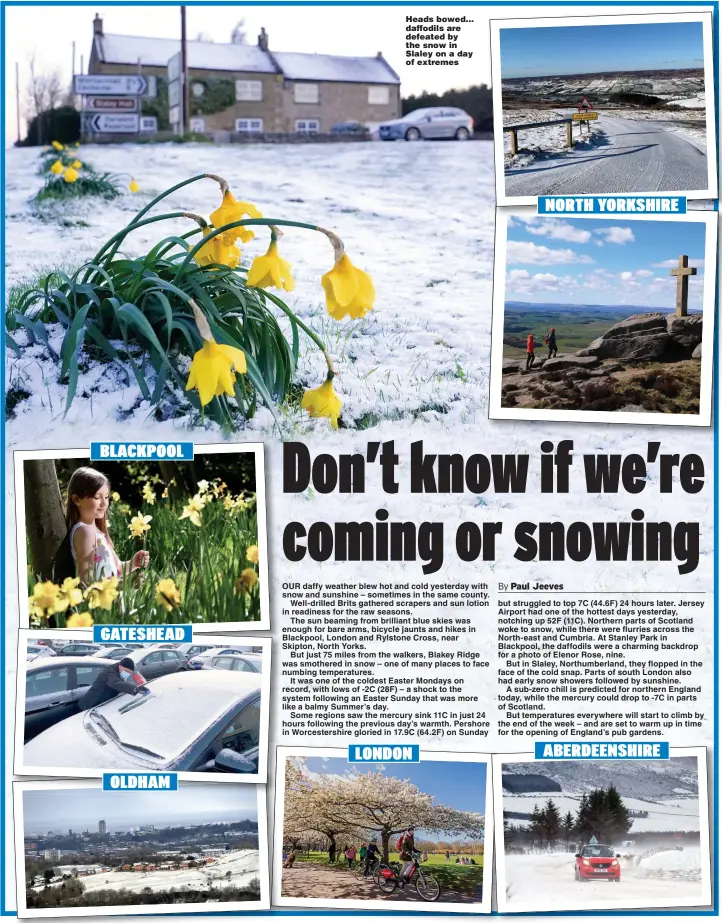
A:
[505,114,709,197]
[503,852,706,913]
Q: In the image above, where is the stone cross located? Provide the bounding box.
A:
[670,255,697,317]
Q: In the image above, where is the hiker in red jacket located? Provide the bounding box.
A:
[526,333,536,370]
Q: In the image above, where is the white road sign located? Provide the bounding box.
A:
[74,74,149,96]
[83,97,139,112]
[86,113,140,133]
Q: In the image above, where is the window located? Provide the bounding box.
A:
[142,652,163,665]
[235,118,263,133]
[294,83,319,104]
[26,667,69,698]
[368,85,390,105]
[233,659,256,673]
[214,657,235,670]
[295,119,320,134]
[235,80,262,102]
[221,701,261,747]
[188,645,210,656]
[189,117,205,133]
[75,666,105,688]
[162,651,181,661]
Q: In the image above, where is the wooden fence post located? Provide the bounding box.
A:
[510,128,518,156]
[566,121,573,148]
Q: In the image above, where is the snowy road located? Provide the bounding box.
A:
[502,852,708,913]
[505,114,709,197]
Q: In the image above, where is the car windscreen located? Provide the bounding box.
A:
[582,846,615,858]
[88,680,253,761]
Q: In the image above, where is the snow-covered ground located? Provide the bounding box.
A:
[38,848,259,897]
[502,849,708,912]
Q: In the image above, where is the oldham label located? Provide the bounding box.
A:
[103,774,178,790]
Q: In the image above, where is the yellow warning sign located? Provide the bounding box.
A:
[572,112,599,121]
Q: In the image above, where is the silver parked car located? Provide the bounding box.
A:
[379,107,474,141]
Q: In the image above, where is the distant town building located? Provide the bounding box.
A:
[44,848,60,861]
[99,820,107,835]
[87,15,400,137]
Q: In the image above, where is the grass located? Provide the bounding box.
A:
[502,304,640,358]
[27,483,262,626]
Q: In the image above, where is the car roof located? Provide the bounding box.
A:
[210,653,261,661]
[130,645,186,658]
[27,656,110,671]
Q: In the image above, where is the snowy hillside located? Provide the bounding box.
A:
[502,758,699,800]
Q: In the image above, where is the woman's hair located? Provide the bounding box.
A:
[66,467,112,544]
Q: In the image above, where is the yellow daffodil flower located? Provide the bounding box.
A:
[66,611,94,628]
[161,486,169,499]
[71,159,82,169]
[129,513,152,538]
[50,159,64,175]
[236,567,259,593]
[301,377,343,429]
[29,581,64,618]
[223,495,236,511]
[197,479,210,494]
[156,578,181,611]
[247,240,295,292]
[194,227,241,270]
[180,493,206,528]
[51,140,64,151]
[57,577,84,609]
[129,178,140,193]
[210,190,262,245]
[85,576,120,610]
[185,339,247,406]
[111,491,120,502]
[321,253,375,320]
[142,483,156,505]
[246,544,259,564]
[63,166,79,183]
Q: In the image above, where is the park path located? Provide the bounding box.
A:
[505,114,709,196]
[281,864,480,904]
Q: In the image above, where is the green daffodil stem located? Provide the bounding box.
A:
[94,173,229,268]
[261,288,333,364]
[175,218,341,281]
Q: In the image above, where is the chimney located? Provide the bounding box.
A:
[93,13,103,36]
[376,51,383,58]
[258,27,269,51]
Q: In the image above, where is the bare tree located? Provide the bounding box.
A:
[230,19,247,43]
[25,52,64,145]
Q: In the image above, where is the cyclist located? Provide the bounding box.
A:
[397,825,416,880]
[363,839,380,876]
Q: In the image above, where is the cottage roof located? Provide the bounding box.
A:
[95,34,278,73]
[271,51,400,84]
[94,33,399,84]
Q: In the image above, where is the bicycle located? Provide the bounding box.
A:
[375,850,440,902]
[355,857,380,880]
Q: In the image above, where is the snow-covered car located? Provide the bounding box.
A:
[379,107,473,141]
[202,653,262,674]
[24,670,262,775]
[27,644,57,662]
[574,845,621,881]
[24,656,111,742]
[187,646,254,669]
[94,647,137,661]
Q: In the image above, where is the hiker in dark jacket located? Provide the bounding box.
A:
[546,327,558,359]
[79,658,144,710]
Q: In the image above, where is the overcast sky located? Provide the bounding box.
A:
[4,4,492,143]
[23,785,257,834]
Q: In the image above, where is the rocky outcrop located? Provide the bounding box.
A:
[541,355,599,373]
[579,312,702,361]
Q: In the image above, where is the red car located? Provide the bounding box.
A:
[574,844,621,881]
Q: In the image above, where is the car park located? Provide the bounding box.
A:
[574,844,621,881]
[24,670,263,774]
[202,653,262,674]
[23,656,111,742]
[58,642,103,657]
[27,644,57,662]
[379,107,474,141]
[187,647,254,669]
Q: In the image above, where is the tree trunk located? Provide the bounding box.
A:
[24,460,67,581]
[158,460,184,501]
[381,831,390,864]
